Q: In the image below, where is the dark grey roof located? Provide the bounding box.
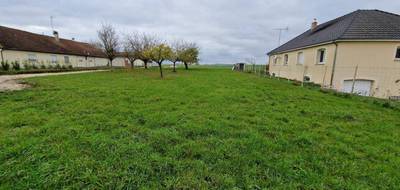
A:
[268,10,400,55]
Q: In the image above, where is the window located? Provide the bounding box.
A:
[28,54,37,63]
[51,55,57,64]
[273,56,278,65]
[396,47,400,59]
[64,56,70,64]
[297,52,304,65]
[317,48,326,64]
[283,54,289,65]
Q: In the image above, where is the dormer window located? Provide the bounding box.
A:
[395,47,400,60]
[317,48,326,64]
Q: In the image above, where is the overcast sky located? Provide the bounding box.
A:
[1,0,400,64]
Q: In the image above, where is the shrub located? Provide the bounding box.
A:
[23,61,32,70]
[40,64,46,69]
[11,61,21,70]
[1,61,10,71]
[55,64,61,69]
[67,65,73,69]
[32,63,39,69]
[61,65,67,70]
[47,64,54,69]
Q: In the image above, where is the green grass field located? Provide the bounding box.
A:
[0,67,399,189]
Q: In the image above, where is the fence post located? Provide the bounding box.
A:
[351,65,359,94]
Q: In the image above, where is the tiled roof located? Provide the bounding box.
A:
[0,25,106,58]
[268,10,400,55]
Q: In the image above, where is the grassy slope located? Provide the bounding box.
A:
[0,68,399,189]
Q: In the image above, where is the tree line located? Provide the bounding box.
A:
[96,23,199,78]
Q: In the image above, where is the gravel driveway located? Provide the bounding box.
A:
[0,70,107,91]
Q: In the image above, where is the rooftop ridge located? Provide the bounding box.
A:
[0,25,86,45]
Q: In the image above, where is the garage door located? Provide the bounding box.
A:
[342,80,372,96]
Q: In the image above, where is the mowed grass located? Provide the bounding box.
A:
[0,67,399,189]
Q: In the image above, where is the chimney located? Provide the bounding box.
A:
[311,18,318,31]
[53,31,59,42]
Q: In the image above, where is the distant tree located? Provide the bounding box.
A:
[180,42,199,70]
[123,32,141,68]
[140,34,158,69]
[169,40,185,72]
[97,23,119,67]
[148,43,173,78]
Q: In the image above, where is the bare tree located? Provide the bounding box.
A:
[97,23,119,67]
[123,32,141,68]
[169,39,185,72]
[140,33,158,69]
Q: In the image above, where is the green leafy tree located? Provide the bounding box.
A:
[148,43,172,78]
[180,42,199,70]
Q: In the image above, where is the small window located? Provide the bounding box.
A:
[64,56,70,64]
[28,54,37,63]
[283,54,289,65]
[317,48,326,64]
[297,52,304,65]
[395,47,400,59]
[273,57,278,65]
[51,55,57,64]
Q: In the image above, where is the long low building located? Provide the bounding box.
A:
[267,10,400,99]
[0,25,143,68]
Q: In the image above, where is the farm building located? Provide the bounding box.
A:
[268,10,400,99]
[0,25,142,68]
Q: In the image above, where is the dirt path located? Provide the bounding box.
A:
[0,70,108,91]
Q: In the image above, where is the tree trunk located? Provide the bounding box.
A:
[144,61,148,69]
[109,59,113,68]
[184,62,188,70]
[130,59,135,69]
[173,62,176,72]
[158,63,163,78]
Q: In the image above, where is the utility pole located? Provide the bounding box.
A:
[273,27,289,46]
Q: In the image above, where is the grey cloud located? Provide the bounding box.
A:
[1,0,400,64]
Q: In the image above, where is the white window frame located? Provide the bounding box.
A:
[395,46,400,60]
[283,54,289,65]
[297,52,304,65]
[64,56,70,64]
[28,54,37,64]
[50,55,58,64]
[316,48,326,64]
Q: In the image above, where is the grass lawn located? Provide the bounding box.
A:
[0,67,399,189]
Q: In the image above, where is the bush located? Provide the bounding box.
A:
[23,62,32,70]
[40,64,46,69]
[55,64,61,69]
[68,65,73,69]
[32,63,39,70]
[61,65,67,70]
[11,61,21,70]
[1,61,10,71]
[47,64,54,69]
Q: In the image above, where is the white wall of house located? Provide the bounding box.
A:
[2,49,109,68]
[268,41,400,99]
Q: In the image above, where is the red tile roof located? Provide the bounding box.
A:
[0,25,106,58]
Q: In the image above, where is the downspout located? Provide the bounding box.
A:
[329,41,339,88]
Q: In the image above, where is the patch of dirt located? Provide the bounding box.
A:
[0,70,108,91]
